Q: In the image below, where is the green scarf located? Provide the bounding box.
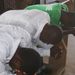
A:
[25,3,68,26]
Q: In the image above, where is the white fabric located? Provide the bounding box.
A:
[0,9,54,49]
[0,9,53,54]
[0,24,32,75]
[0,9,53,55]
[0,31,17,75]
[32,42,53,56]
[0,24,32,59]
[0,9,53,74]
[0,9,50,38]
[0,24,32,48]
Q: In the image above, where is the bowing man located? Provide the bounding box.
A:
[0,9,62,56]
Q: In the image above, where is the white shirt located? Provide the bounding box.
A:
[0,24,32,75]
[0,24,32,48]
[0,9,53,56]
[0,32,18,75]
[0,9,50,38]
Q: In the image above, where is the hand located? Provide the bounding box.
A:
[63,27,75,36]
[15,69,26,75]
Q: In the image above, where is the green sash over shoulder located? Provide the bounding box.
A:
[25,3,68,26]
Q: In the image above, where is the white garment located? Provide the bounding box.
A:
[0,24,32,48]
[0,10,52,74]
[0,9,50,38]
[0,32,19,75]
[0,9,53,56]
[0,24,32,75]
[40,0,56,4]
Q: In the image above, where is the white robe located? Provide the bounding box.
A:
[0,25,51,75]
[0,24,32,75]
[0,9,52,49]
[0,9,50,38]
[0,10,53,75]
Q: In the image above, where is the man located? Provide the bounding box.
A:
[0,24,31,75]
[0,9,62,75]
[0,24,52,75]
[9,47,43,75]
[0,40,43,75]
[9,47,52,75]
[0,9,62,48]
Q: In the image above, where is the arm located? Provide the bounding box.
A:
[63,27,75,35]
[0,32,16,75]
[0,44,15,75]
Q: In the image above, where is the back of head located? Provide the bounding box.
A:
[20,48,43,75]
[9,47,43,75]
[40,23,63,45]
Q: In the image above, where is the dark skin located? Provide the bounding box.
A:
[18,11,75,75]
[60,10,75,36]
[40,23,63,45]
[60,10,75,28]
[40,11,75,43]
[40,10,75,42]
[62,27,75,36]
[7,21,63,75]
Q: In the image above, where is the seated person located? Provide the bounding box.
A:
[0,9,63,49]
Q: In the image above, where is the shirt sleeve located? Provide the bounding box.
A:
[31,39,53,56]
[0,62,16,75]
[0,32,15,75]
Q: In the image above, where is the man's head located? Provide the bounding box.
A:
[40,23,63,45]
[9,47,43,75]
